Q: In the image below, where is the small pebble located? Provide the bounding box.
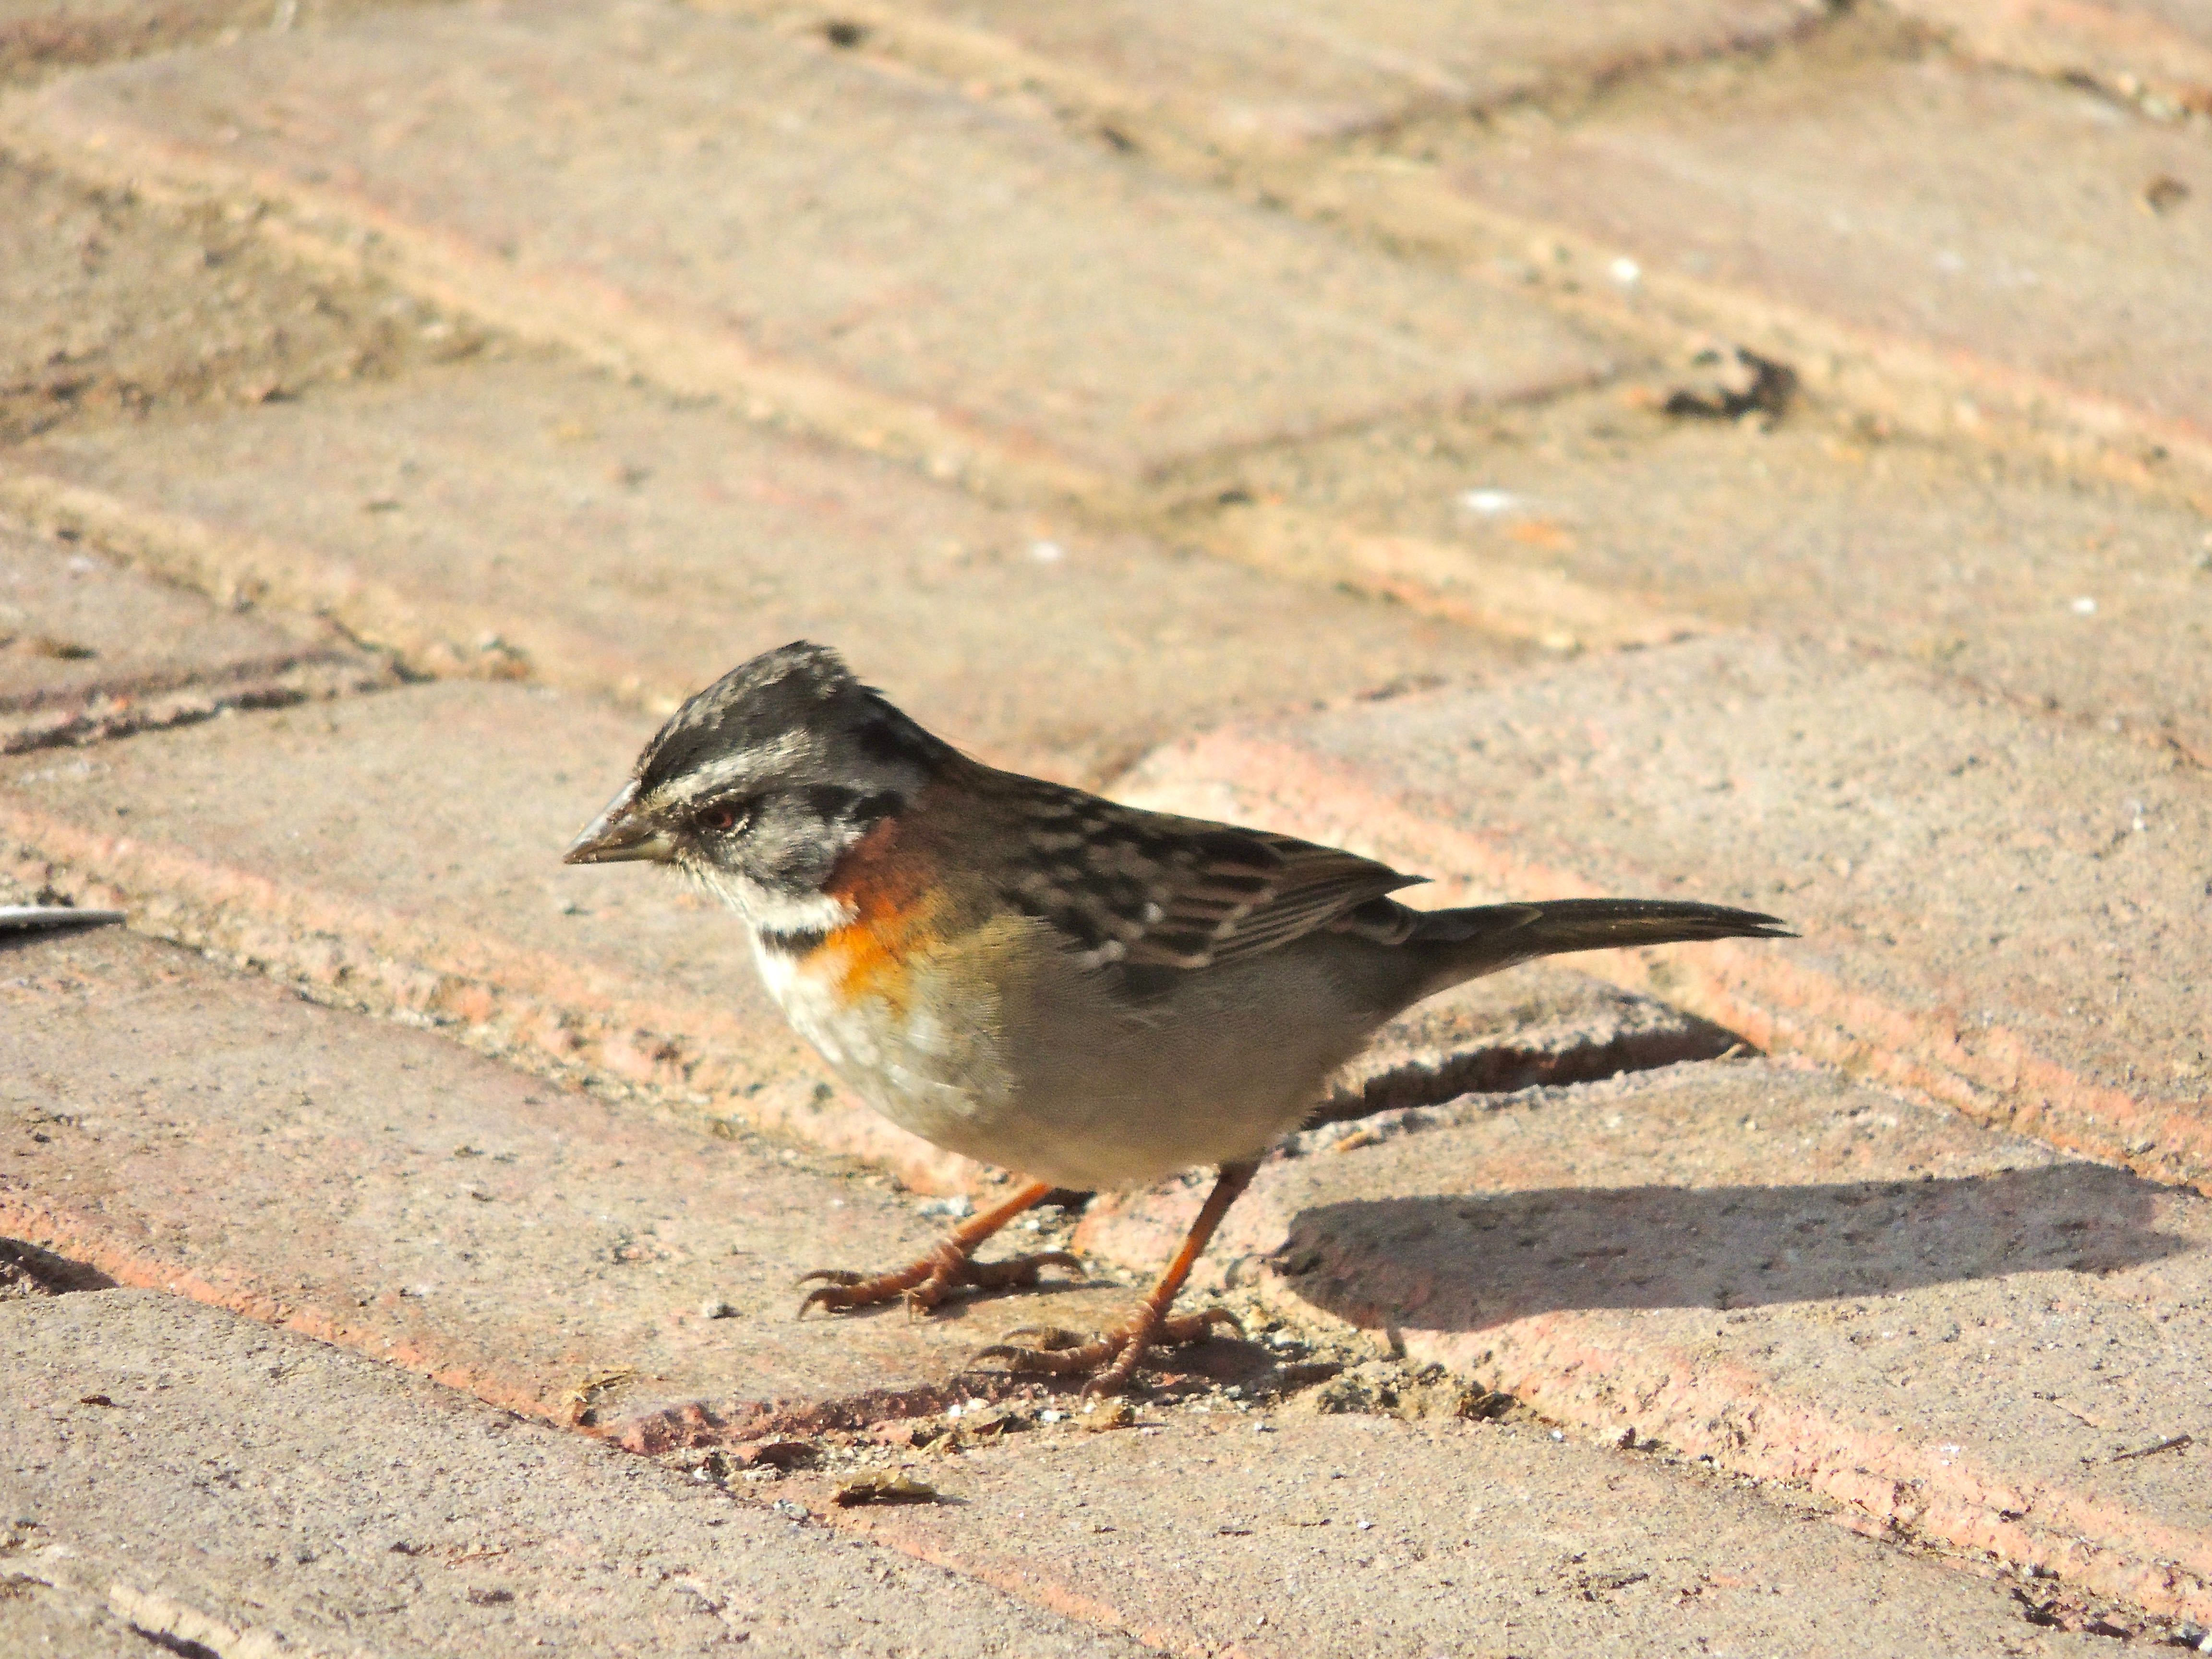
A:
[1084,1399,1136,1431]
[700,1298,738,1320]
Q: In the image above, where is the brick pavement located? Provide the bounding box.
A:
[751,0,1832,157]
[2,1291,1158,1657]
[802,1404,2144,1657]
[1184,393,2212,764]
[1079,1060,2212,1623]
[671,1,2212,495]
[0,148,487,447]
[1429,47,2212,468]
[2,515,387,750]
[15,1288,2152,1657]
[2,0,1607,498]
[0,0,439,87]
[1890,0,2212,115]
[1274,24,2212,499]
[2,0,2210,1650]
[0,357,1514,779]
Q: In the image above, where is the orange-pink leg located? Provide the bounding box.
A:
[798,1179,1082,1317]
[980,1160,1255,1395]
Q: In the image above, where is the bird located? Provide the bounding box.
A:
[564,642,1791,1393]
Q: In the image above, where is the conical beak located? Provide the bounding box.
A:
[563,781,676,865]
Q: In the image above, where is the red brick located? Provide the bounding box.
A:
[0,0,263,82]
[802,1398,2167,1654]
[0,148,487,445]
[804,0,1827,152]
[1120,634,2212,1187]
[1200,393,2212,764]
[1396,52,2212,482]
[2,1291,1154,1656]
[1,516,386,752]
[1076,1060,2212,1625]
[2,0,1603,491]
[0,925,1130,1445]
[0,358,1511,784]
[1893,0,2212,115]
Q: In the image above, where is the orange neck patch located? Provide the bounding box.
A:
[810,816,938,1005]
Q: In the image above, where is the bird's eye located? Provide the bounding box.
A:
[696,801,747,834]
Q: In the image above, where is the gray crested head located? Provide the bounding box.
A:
[562,642,953,922]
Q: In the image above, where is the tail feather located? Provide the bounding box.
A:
[1404,897,1792,988]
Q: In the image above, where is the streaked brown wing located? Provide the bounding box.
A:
[987,778,1423,970]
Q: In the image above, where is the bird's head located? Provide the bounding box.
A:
[562,641,952,933]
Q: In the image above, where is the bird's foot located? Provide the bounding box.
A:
[797,1243,1084,1319]
[978,1304,1242,1395]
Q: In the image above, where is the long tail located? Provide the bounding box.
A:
[1401,897,1792,993]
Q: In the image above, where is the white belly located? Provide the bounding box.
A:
[749,936,1016,1160]
[746,924,1381,1191]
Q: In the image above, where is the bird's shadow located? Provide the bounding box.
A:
[1265,1162,2191,1333]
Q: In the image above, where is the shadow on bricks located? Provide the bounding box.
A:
[0,1235,118,1297]
[1272,1163,2185,1330]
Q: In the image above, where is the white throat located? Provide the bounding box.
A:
[689,865,854,938]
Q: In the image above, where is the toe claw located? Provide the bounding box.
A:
[975,1342,1057,1370]
[900,1281,951,1320]
[974,1324,1099,1370]
[965,1249,1087,1290]
[979,1340,1105,1376]
[1162,1306,1243,1344]
[796,1269,862,1288]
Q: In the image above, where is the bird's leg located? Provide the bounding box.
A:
[797,1179,1083,1317]
[980,1159,1257,1395]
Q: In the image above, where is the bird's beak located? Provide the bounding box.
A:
[563,781,676,865]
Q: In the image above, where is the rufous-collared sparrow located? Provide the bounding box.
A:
[565,642,1790,1393]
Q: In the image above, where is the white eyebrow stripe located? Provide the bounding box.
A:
[646,731,814,806]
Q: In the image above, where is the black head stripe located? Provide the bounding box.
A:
[633,642,953,802]
[802,783,904,830]
[805,784,862,821]
[850,712,946,769]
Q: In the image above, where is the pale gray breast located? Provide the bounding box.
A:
[751,914,1402,1191]
[748,930,1016,1160]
